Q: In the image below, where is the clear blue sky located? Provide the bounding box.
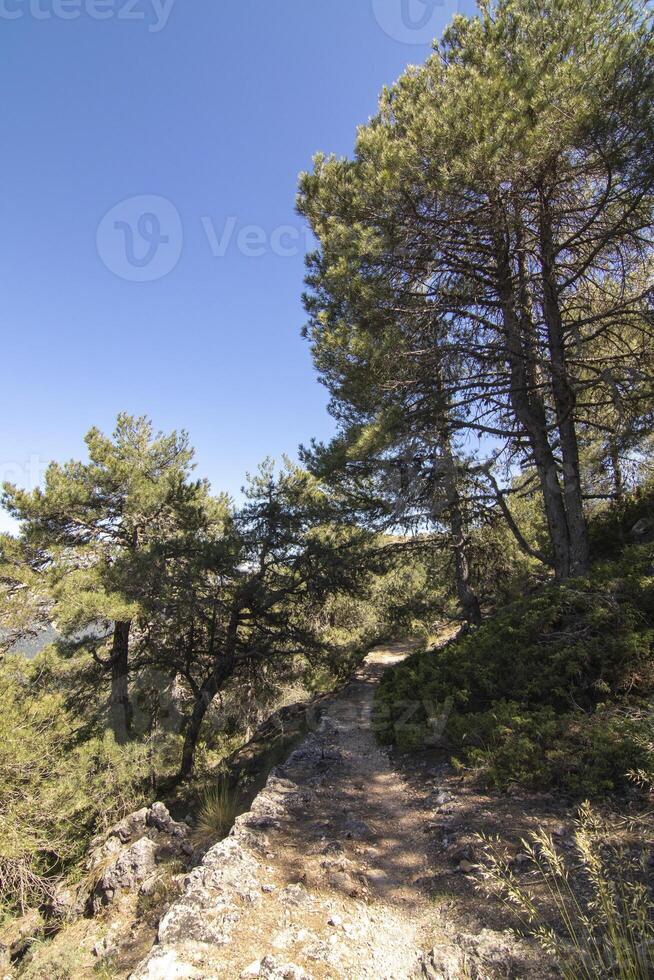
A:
[0,0,467,531]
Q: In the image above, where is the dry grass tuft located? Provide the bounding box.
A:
[191,779,239,849]
[477,803,654,979]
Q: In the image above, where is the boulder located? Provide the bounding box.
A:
[147,801,184,835]
[95,837,158,908]
[157,837,261,947]
[101,807,149,845]
[87,802,192,912]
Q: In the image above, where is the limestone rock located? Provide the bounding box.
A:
[87,802,192,912]
[109,807,150,844]
[131,947,203,979]
[95,836,158,908]
[157,837,260,947]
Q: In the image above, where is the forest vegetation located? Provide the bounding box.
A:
[1,0,654,974]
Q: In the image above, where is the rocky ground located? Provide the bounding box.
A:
[128,644,561,979]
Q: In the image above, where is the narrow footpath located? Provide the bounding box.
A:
[133,644,553,980]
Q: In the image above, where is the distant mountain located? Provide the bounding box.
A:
[6,625,59,660]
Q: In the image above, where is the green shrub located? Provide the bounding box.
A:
[453,703,652,795]
[589,483,654,562]
[374,548,654,796]
[0,654,168,921]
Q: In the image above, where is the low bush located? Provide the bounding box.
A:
[588,482,654,561]
[374,547,654,796]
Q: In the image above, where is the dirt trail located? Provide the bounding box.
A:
[133,643,553,980]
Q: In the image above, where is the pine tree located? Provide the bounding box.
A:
[298,0,654,580]
[132,461,374,778]
[2,414,206,743]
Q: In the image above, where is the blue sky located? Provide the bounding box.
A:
[0,0,467,531]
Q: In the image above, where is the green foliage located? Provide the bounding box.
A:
[374,546,654,795]
[310,543,448,648]
[0,534,51,656]
[1,414,220,742]
[452,703,652,796]
[468,511,545,610]
[0,652,165,920]
[589,480,654,561]
[299,0,654,584]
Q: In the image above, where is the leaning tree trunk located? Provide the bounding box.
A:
[179,687,215,779]
[179,609,241,779]
[110,620,133,744]
[179,666,234,779]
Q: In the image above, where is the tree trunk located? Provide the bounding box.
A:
[179,667,233,779]
[438,442,482,625]
[494,228,572,579]
[179,609,241,779]
[110,621,132,744]
[452,535,482,626]
[538,190,590,577]
[179,685,215,779]
[610,437,625,505]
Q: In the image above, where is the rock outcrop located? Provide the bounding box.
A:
[87,801,192,913]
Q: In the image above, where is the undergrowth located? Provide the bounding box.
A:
[374,545,654,796]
